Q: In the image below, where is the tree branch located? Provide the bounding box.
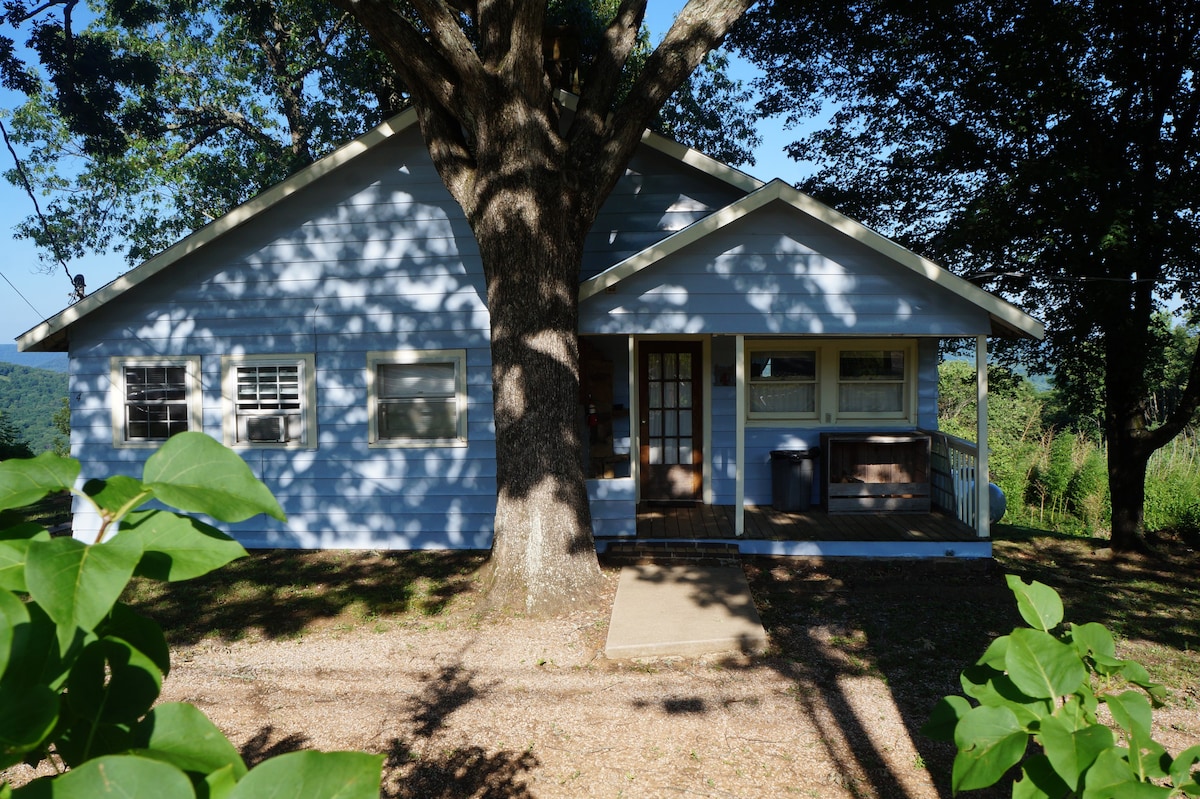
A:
[333,0,482,126]
[573,0,754,205]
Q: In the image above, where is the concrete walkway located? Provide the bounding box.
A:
[604,564,768,659]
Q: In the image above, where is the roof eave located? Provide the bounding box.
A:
[17,106,421,352]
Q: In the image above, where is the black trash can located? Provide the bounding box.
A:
[770,449,818,512]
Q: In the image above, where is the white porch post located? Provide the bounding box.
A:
[735,334,745,537]
[976,334,990,537]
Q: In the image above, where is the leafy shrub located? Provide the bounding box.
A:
[925,575,1200,796]
[0,432,384,797]
[1067,447,1109,532]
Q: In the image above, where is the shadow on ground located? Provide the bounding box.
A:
[235,658,537,798]
[124,550,486,645]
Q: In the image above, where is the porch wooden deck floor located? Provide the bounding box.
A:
[634,504,977,543]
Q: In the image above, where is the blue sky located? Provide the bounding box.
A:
[0,5,814,345]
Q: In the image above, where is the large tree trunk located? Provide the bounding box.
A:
[1106,429,1151,552]
[471,167,604,616]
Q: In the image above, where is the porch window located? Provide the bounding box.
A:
[220,355,317,448]
[838,350,907,416]
[748,350,817,417]
[744,339,916,425]
[367,349,467,447]
[111,357,202,447]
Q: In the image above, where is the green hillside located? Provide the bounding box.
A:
[0,362,68,453]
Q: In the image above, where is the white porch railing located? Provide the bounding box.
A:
[925,430,981,532]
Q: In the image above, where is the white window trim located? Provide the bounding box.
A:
[220,354,317,449]
[111,356,203,449]
[745,339,918,427]
[367,349,468,448]
[746,347,821,422]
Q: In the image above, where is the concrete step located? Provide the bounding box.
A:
[604,564,768,659]
[599,540,741,567]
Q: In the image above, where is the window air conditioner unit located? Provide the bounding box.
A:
[245,415,288,443]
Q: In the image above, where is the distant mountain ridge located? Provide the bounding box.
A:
[0,357,68,453]
[0,344,68,373]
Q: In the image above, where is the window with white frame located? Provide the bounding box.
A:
[221,355,317,447]
[837,349,907,416]
[112,357,202,447]
[745,340,916,425]
[368,349,467,446]
[748,350,818,417]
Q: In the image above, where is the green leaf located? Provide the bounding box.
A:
[0,534,41,592]
[66,637,162,725]
[1118,661,1167,705]
[922,694,972,742]
[227,751,383,799]
[204,764,239,799]
[1082,747,1172,799]
[143,433,284,523]
[121,510,247,582]
[976,634,1010,669]
[1014,754,1072,799]
[1038,712,1113,792]
[25,535,144,647]
[82,476,149,514]
[103,603,170,678]
[961,666,1052,726]
[1105,690,1153,740]
[0,454,79,513]
[952,704,1028,792]
[1006,627,1087,699]
[1171,745,1200,791]
[0,682,59,768]
[132,703,247,780]
[3,602,68,692]
[1070,622,1116,660]
[0,589,27,679]
[1006,575,1064,631]
[11,754,196,798]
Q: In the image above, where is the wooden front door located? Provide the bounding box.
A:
[638,341,703,502]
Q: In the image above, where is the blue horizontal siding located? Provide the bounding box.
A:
[580,205,994,337]
[66,129,500,551]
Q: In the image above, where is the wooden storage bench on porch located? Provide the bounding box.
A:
[820,432,931,513]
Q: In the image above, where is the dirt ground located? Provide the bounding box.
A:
[146,572,948,799]
[5,544,1199,798]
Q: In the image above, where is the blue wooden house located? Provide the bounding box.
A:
[17,103,1043,558]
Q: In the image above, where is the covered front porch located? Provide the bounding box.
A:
[595,501,987,559]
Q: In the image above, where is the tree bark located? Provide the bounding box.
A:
[472,183,603,614]
[335,0,754,614]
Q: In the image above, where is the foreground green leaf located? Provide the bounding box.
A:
[11,754,195,798]
[1038,712,1112,792]
[1006,575,1064,631]
[24,536,144,643]
[143,433,284,523]
[132,703,247,781]
[953,704,1028,792]
[227,751,384,799]
[121,509,247,582]
[1006,628,1086,700]
[0,455,79,514]
[922,694,971,742]
[67,637,163,725]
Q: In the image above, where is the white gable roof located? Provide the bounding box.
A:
[17,100,1041,350]
[579,179,1044,339]
[16,97,760,352]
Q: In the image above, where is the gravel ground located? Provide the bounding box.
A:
[5,547,1198,798]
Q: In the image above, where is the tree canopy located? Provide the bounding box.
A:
[732,0,1200,550]
[3,0,757,272]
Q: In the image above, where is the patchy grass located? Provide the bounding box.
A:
[122,549,486,644]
